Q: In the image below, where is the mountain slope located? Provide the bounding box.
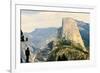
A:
[30,27,58,49]
[77,21,89,48]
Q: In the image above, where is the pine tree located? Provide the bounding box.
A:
[21,30,24,41]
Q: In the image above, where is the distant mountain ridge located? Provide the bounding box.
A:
[26,27,58,49]
[23,20,89,49]
[77,20,89,48]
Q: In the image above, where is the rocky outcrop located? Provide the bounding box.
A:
[62,18,87,52]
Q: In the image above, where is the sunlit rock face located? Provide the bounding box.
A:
[62,18,87,52]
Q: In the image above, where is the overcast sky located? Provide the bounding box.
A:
[21,10,90,32]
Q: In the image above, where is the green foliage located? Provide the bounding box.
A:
[47,36,89,61]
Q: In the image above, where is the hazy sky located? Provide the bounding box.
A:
[21,10,90,32]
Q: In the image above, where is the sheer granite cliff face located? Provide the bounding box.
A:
[62,18,87,52]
